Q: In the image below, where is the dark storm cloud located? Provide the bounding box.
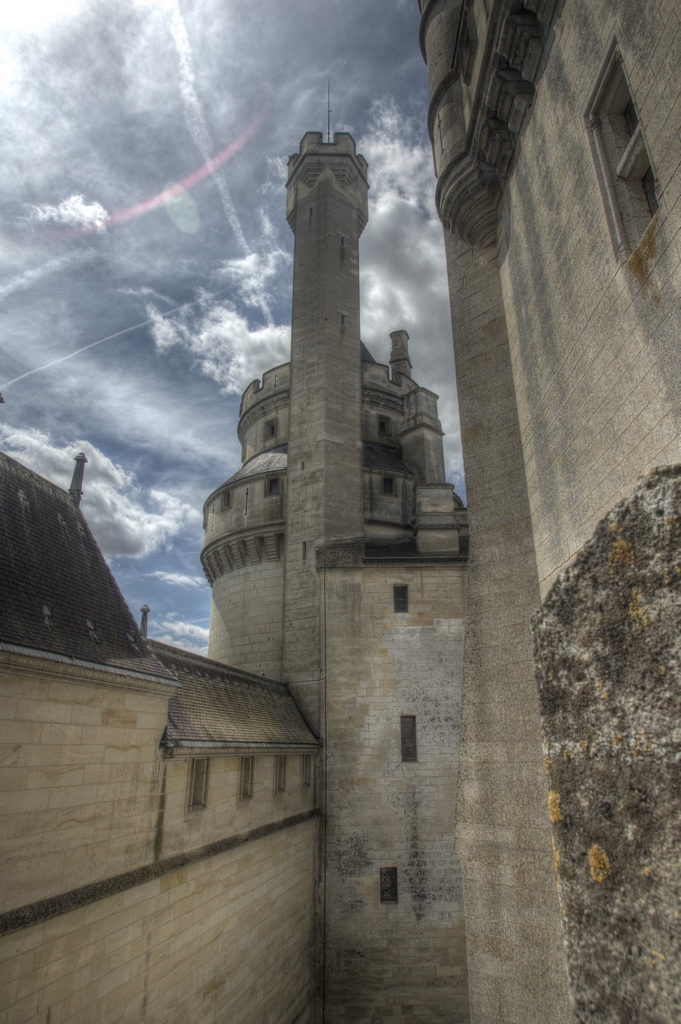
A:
[0,0,462,653]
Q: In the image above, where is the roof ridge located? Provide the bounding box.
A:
[147,639,291,688]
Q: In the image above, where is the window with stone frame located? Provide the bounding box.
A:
[378,415,392,437]
[586,42,658,260]
[265,418,277,439]
[393,585,409,613]
[400,716,418,762]
[187,758,209,811]
[266,476,280,496]
[302,753,312,789]
[220,488,231,509]
[379,867,398,903]
[274,754,287,794]
[383,475,396,495]
[239,756,254,801]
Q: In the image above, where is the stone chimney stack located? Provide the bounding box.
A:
[389,330,412,382]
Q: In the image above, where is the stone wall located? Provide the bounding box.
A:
[322,561,470,1023]
[208,560,285,678]
[499,0,681,596]
[0,818,317,1024]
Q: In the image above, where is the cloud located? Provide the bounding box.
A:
[218,247,291,324]
[26,194,109,232]
[154,617,210,656]
[149,570,207,588]
[0,425,200,559]
[147,293,290,395]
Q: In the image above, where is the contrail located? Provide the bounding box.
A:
[0,250,94,303]
[0,285,232,391]
[167,0,250,256]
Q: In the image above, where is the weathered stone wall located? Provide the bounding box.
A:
[208,560,284,678]
[0,656,319,1023]
[500,0,681,596]
[322,561,470,1023]
[0,658,168,914]
[161,751,317,857]
[534,466,681,1023]
[442,236,570,1024]
[0,817,317,1024]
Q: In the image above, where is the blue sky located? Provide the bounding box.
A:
[0,0,463,654]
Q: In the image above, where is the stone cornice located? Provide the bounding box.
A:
[423,0,563,246]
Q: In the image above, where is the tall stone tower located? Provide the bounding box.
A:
[201,132,471,1023]
[282,132,368,730]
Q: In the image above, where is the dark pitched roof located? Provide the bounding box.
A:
[361,341,377,363]
[363,442,411,474]
[224,445,288,485]
[0,451,175,682]
[150,641,319,749]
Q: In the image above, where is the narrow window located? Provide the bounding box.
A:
[340,314,346,327]
[265,419,276,438]
[239,756,254,801]
[300,461,305,471]
[188,758,209,811]
[274,754,287,794]
[393,585,408,613]
[220,489,231,509]
[302,754,312,789]
[267,477,280,495]
[378,416,391,436]
[302,541,307,561]
[245,488,249,514]
[400,716,417,762]
[586,44,658,259]
[383,476,395,495]
[380,867,398,903]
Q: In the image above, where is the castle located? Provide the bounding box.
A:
[1,1,680,1021]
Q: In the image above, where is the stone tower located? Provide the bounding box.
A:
[282,131,368,731]
[201,132,471,1022]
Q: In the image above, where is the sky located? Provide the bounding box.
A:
[0,0,463,656]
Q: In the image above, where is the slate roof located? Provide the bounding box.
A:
[363,442,411,474]
[0,451,175,683]
[224,445,288,485]
[150,641,319,750]
[360,341,377,363]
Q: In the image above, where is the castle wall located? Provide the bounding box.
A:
[0,654,319,1023]
[321,561,470,1023]
[208,560,284,678]
[499,0,681,597]
[0,818,317,1024]
[441,236,570,1024]
[0,657,168,914]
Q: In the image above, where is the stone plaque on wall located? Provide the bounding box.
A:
[533,467,681,1022]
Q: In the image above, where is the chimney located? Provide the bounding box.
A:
[389,330,412,382]
[68,452,88,507]
[139,605,150,638]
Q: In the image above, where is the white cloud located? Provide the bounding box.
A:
[155,617,210,656]
[149,570,207,588]
[218,248,291,325]
[26,194,108,232]
[0,425,200,559]
[147,293,290,395]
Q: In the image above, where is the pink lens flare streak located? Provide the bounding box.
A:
[58,106,269,238]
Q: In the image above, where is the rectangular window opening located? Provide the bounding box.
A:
[302,754,312,789]
[274,754,287,794]
[380,867,398,903]
[302,541,307,561]
[220,489,231,509]
[239,756,254,801]
[383,475,395,495]
[267,477,280,495]
[378,416,391,436]
[393,585,408,614]
[188,758,209,811]
[401,716,418,762]
[265,419,277,438]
